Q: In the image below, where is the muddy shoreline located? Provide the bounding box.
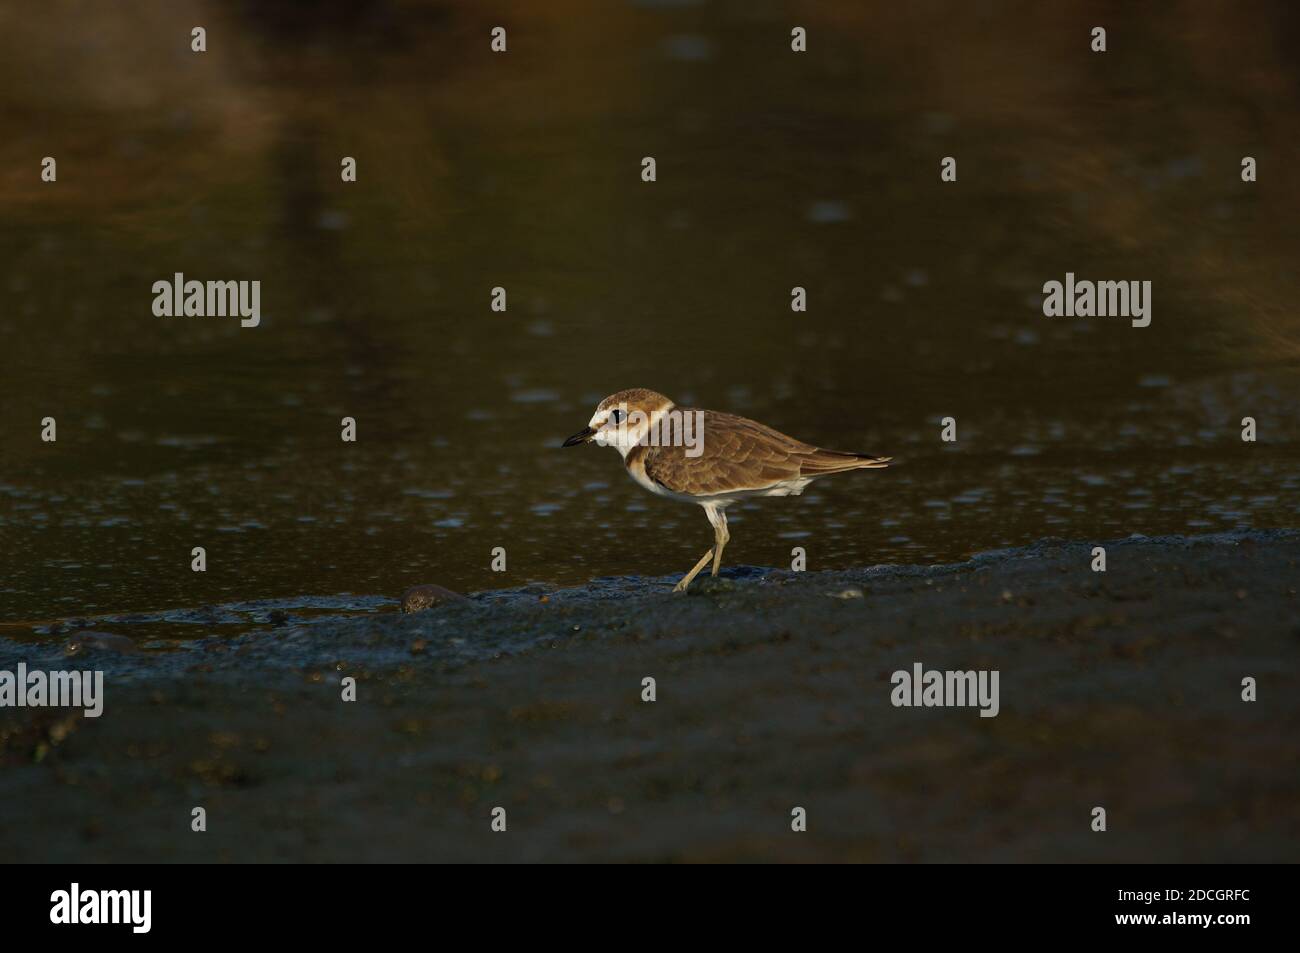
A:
[2,531,1297,862]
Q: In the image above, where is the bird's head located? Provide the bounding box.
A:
[562,388,676,455]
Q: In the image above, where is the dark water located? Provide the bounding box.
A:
[2,1,1298,637]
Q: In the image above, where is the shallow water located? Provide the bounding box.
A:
[1,1,1298,636]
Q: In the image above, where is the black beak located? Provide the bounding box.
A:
[562,426,597,447]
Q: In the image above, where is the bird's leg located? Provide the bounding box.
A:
[673,548,715,593]
[707,506,730,577]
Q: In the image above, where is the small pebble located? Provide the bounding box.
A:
[400,583,468,614]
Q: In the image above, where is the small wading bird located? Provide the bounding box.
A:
[563,388,891,591]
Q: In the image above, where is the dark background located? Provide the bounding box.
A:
[1,0,1297,634]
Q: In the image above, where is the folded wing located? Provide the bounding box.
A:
[642,410,890,497]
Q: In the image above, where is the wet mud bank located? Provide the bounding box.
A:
[2,531,1297,862]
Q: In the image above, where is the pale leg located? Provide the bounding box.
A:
[706,505,730,577]
[673,547,715,592]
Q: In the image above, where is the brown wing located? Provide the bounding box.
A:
[641,409,888,496]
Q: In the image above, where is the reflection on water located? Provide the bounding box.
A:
[1,1,1298,634]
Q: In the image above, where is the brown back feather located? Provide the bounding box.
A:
[640,409,889,496]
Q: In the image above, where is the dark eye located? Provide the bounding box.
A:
[609,409,623,424]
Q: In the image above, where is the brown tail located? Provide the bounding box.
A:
[798,450,892,476]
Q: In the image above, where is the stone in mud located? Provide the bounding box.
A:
[65,632,140,655]
[687,576,736,595]
[400,583,468,614]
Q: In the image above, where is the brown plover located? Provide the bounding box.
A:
[563,388,891,591]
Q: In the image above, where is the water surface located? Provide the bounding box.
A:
[1,1,1297,636]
